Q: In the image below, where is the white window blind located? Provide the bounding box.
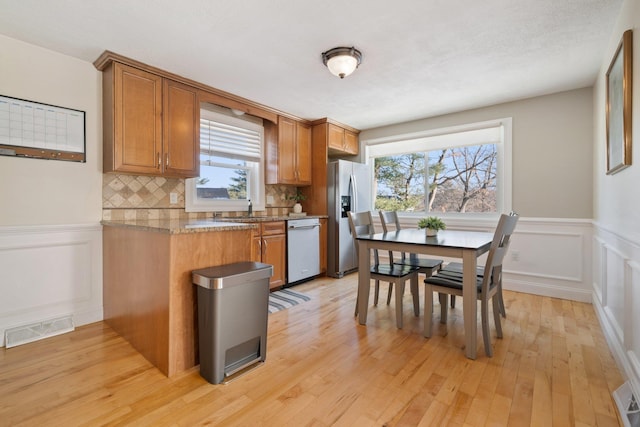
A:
[200,118,262,164]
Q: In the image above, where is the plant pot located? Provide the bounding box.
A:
[293,203,303,214]
[425,228,438,237]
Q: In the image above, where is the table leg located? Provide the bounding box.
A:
[357,240,371,325]
[462,250,478,359]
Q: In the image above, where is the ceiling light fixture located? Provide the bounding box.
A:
[321,46,362,79]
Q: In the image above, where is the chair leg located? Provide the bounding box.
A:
[497,284,506,317]
[497,268,506,317]
[410,274,419,316]
[354,287,359,317]
[424,284,434,338]
[386,282,393,305]
[438,293,448,324]
[450,295,456,308]
[395,281,405,329]
[373,279,380,306]
[492,295,503,339]
[481,297,492,357]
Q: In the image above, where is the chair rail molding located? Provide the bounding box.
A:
[0,223,103,347]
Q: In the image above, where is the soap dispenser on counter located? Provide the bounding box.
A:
[248,199,253,217]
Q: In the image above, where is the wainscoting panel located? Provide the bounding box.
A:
[384,216,593,302]
[628,261,640,388]
[593,223,640,406]
[604,244,627,343]
[0,223,102,347]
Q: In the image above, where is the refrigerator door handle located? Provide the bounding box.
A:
[350,173,358,212]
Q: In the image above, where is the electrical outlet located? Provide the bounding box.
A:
[511,250,520,262]
[266,195,274,205]
[170,192,178,204]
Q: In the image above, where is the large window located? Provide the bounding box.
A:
[366,118,511,217]
[185,106,265,212]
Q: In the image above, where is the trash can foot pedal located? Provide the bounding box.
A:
[223,361,264,384]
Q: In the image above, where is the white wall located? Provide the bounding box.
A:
[0,35,103,345]
[0,34,102,226]
[361,88,596,303]
[591,0,640,402]
[361,88,594,219]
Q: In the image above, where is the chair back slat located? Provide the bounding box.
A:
[481,213,519,294]
[347,211,381,265]
[378,210,408,263]
[378,210,401,232]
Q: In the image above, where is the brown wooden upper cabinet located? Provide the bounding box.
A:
[266,116,312,185]
[102,62,199,178]
[328,123,359,156]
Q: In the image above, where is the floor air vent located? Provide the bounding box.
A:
[5,316,74,348]
[614,381,640,427]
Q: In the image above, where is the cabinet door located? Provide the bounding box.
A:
[163,80,199,178]
[263,234,286,289]
[343,130,359,155]
[113,63,163,174]
[327,123,344,151]
[277,117,297,184]
[251,233,262,263]
[296,121,312,185]
[319,218,327,274]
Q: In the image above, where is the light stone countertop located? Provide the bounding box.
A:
[100,219,257,234]
[101,214,328,234]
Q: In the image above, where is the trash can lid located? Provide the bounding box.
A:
[192,261,273,290]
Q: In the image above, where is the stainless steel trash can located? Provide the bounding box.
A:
[192,261,273,384]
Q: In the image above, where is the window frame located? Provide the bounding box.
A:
[185,108,265,213]
[364,118,512,220]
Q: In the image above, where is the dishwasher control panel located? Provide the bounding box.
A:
[287,218,320,229]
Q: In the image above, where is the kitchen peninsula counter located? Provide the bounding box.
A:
[101,214,327,232]
[102,219,255,377]
[101,218,257,234]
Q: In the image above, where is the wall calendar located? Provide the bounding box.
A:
[0,95,86,162]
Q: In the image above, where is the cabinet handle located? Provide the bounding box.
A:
[157,153,161,169]
[165,153,169,167]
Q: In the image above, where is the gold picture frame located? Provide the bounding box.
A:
[605,29,633,175]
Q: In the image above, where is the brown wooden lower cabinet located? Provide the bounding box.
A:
[103,225,253,377]
[251,221,286,289]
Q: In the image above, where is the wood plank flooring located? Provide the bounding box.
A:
[0,275,624,426]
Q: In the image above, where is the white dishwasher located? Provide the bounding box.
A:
[287,218,321,284]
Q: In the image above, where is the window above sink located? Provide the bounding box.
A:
[186,104,265,212]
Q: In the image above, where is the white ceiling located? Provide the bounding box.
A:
[0,0,623,130]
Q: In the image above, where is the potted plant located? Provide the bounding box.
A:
[418,216,446,236]
[287,189,307,214]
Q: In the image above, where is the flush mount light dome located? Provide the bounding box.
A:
[322,46,362,79]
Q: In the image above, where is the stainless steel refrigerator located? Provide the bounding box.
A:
[327,160,372,278]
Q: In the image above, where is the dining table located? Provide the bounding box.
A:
[355,228,494,359]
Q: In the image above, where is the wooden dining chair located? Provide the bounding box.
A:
[378,210,444,303]
[436,211,518,317]
[423,213,519,357]
[347,211,420,329]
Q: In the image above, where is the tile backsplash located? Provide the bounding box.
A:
[102,174,298,220]
[103,174,184,209]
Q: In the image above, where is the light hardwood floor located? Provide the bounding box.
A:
[0,275,624,426]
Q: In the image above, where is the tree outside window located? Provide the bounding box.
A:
[374,143,497,214]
